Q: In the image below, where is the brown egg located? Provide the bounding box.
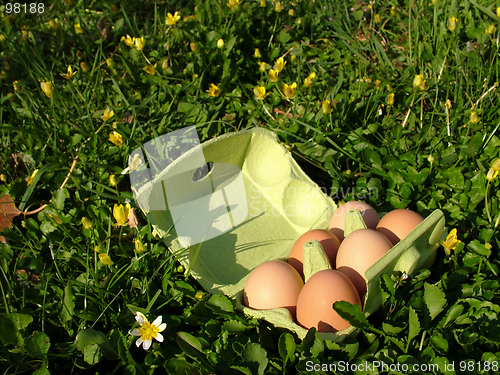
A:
[289,229,341,276]
[376,209,424,246]
[296,269,361,332]
[329,201,380,241]
[336,228,392,297]
[243,260,304,317]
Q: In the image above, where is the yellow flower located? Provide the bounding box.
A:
[129,312,166,350]
[74,23,83,34]
[387,84,393,91]
[387,93,395,105]
[129,154,142,171]
[206,83,221,97]
[60,65,76,79]
[106,58,114,67]
[134,238,146,253]
[254,48,261,58]
[0,174,6,182]
[440,228,461,256]
[391,6,396,16]
[13,80,21,92]
[94,246,102,253]
[304,72,316,88]
[284,82,297,99]
[48,214,62,225]
[259,61,267,72]
[217,39,224,49]
[81,217,93,230]
[291,55,296,63]
[413,74,426,91]
[487,168,499,181]
[99,253,113,265]
[321,100,331,115]
[486,159,500,181]
[135,36,146,51]
[40,81,53,98]
[109,174,119,187]
[26,169,38,185]
[428,154,435,164]
[269,69,279,82]
[254,86,267,100]
[274,57,286,72]
[275,1,282,12]
[445,99,452,109]
[485,24,496,35]
[195,291,204,300]
[497,7,500,18]
[190,42,197,52]
[227,0,240,10]
[113,203,131,226]
[166,12,181,26]
[76,50,83,59]
[470,111,479,124]
[374,14,381,24]
[260,0,266,6]
[121,34,135,46]
[0,35,6,42]
[49,19,60,31]
[143,63,157,75]
[1,71,7,79]
[448,17,457,32]
[109,131,123,147]
[80,61,90,72]
[102,106,114,122]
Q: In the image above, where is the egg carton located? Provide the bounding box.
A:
[134,127,446,342]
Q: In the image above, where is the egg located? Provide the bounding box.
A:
[243,260,304,317]
[336,228,392,297]
[288,229,341,276]
[329,201,380,241]
[296,269,361,332]
[376,209,424,246]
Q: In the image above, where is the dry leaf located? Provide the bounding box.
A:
[128,207,138,229]
[0,194,21,243]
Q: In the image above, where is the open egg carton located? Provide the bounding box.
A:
[133,127,446,342]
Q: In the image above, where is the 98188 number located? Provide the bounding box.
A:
[6,3,45,14]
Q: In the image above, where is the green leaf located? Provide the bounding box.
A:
[83,343,101,365]
[424,283,447,322]
[176,332,214,371]
[61,282,74,323]
[5,313,33,330]
[430,335,448,354]
[206,294,234,315]
[0,316,23,346]
[25,331,50,356]
[467,240,491,257]
[277,29,291,45]
[408,306,420,345]
[278,332,296,367]
[302,329,324,357]
[75,328,116,356]
[242,342,268,375]
[332,300,370,329]
[53,188,69,210]
[222,320,247,334]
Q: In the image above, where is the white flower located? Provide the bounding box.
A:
[128,312,167,350]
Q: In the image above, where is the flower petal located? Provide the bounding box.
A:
[155,332,164,342]
[136,337,143,347]
[142,339,152,350]
[129,329,141,336]
[135,312,146,325]
[157,323,167,332]
[152,316,162,327]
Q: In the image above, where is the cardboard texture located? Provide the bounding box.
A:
[135,127,446,342]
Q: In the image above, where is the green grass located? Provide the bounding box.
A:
[1,0,500,373]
